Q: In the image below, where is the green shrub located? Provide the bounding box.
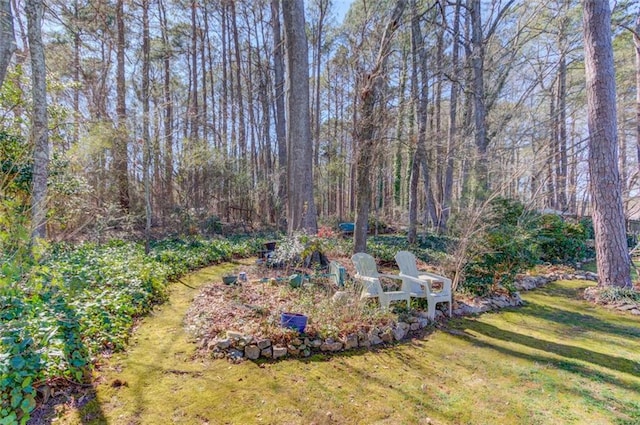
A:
[460,198,539,296]
[463,224,538,295]
[532,214,588,264]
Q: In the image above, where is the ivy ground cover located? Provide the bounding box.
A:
[0,237,261,424]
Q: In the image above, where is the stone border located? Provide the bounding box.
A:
[202,269,607,362]
[206,314,432,362]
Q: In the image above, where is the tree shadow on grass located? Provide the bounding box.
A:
[450,318,640,385]
[517,301,640,340]
[441,319,640,423]
[337,332,640,425]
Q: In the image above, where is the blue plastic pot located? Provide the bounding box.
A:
[280,312,308,333]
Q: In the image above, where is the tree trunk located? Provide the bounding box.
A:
[548,88,557,208]
[583,0,631,288]
[115,0,129,212]
[26,0,48,241]
[442,0,462,229]
[556,23,568,210]
[353,0,407,253]
[142,0,151,253]
[312,0,327,169]
[221,2,229,154]
[470,0,489,201]
[0,0,15,88]
[189,0,199,206]
[635,13,640,171]
[271,0,287,228]
[282,0,317,234]
[159,0,174,216]
[394,47,408,209]
[72,0,80,145]
[408,0,427,244]
[231,1,246,158]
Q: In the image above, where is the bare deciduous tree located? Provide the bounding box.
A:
[26,0,48,241]
[353,0,407,253]
[115,0,129,211]
[0,0,15,87]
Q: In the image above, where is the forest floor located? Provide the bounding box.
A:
[37,260,640,425]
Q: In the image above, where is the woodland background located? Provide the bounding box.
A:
[1,0,640,241]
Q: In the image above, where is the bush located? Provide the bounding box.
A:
[532,214,588,264]
[459,198,539,296]
[463,224,538,296]
[366,234,448,267]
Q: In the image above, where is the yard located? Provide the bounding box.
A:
[42,261,640,425]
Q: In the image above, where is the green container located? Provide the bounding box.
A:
[222,275,237,285]
[289,274,303,288]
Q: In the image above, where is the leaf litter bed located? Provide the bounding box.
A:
[183,263,594,361]
[184,257,405,351]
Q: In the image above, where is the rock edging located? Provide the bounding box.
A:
[204,313,433,363]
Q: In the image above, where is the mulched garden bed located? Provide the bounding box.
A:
[184,257,404,357]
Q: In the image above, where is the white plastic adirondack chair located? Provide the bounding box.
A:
[395,250,452,320]
[351,253,410,310]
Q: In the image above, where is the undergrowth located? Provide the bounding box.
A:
[0,237,261,424]
[596,286,640,304]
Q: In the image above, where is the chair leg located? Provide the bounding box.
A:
[427,300,436,320]
[380,295,390,311]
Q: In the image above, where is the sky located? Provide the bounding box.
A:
[332,0,354,23]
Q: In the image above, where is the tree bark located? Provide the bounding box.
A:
[634,13,640,172]
[231,1,246,158]
[26,0,48,241]
[271,0,287,228]
[142,0,151,253]
[556,19,568,210]
[282,0,318,234]
[115,0,129,211]
[72,0,80,145]
[470,0,489,201]
[159,0,174,216]
[394,47,408,209]
[312,0,327,169]
[442,0,462,229]
[408,0,428,244]
[583,0,631,288]
[0,0,15,88]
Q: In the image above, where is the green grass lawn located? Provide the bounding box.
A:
[56,262,640,425]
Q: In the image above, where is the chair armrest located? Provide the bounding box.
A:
[354,273,379,284]
[378,273,403,281]
[398,273,431,290]
[417,272,451,291]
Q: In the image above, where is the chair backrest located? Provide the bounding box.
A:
[395,251,420,278]
[351,253,382,297]
[351,253,380,279]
